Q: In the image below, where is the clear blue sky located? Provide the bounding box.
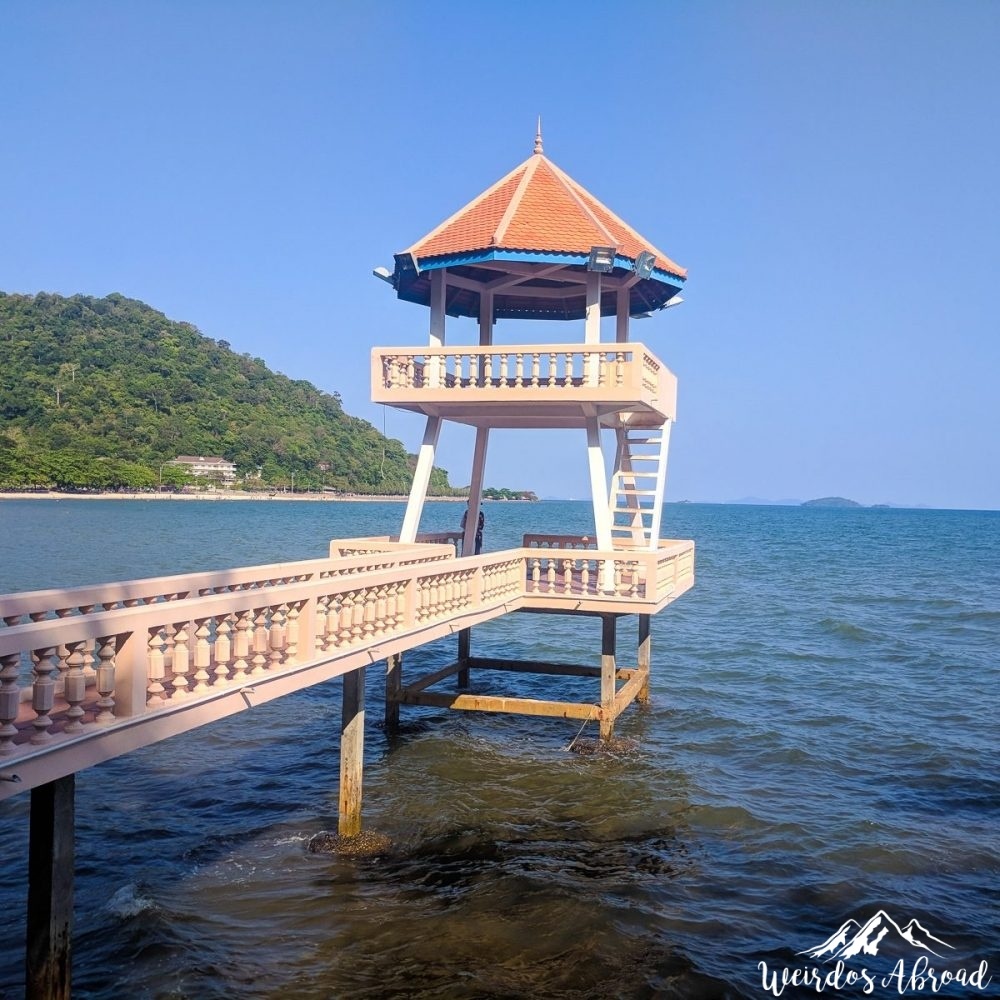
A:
[3,2,998,510]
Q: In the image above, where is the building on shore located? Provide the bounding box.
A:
[170,455,237,482]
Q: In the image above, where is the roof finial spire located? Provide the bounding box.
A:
[534,116,543,155]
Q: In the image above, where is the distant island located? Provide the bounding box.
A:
[727,496,901,508]
[801,497,863,508]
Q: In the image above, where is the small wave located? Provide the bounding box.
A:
[106,883,156,918]
[273,832,311,846]
[818,617,882,642]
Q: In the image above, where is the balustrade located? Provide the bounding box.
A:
[0,544,453,628]
[0,538,693,789]
[373,343,674,416]
[30,646,60,743]
[0,652,20,754]
[147,627,167,707]
[172,623,192,696]
[67,644,84,723]
[214,615,233,685]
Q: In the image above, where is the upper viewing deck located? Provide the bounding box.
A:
[372,341,677,428]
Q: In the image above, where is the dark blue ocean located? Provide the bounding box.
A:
[0,500,997,999]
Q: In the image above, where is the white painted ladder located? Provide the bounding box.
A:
[609,423,672,551]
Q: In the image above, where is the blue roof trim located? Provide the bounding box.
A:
[415,249,587,270]
[412,248,685,286]
[648,266,686,289]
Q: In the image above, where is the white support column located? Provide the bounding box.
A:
[429,269,446,347]
[585,271,602,344]
[616,287,630,343]
[400,415,442,543]
[586,417,614,553]
[477,288,493,394]
[462,428,489,557]
[479,289,493,346]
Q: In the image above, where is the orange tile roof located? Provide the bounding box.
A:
[404,152,686,280]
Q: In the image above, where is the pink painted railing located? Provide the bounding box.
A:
[372,343,677,420]
[519,540,694,606]
[413,530,465,553]
[523,533,597,550]
[0,538,693,796]
[1,541,455,629]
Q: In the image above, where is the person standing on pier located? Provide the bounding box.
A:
[461,504,485,555]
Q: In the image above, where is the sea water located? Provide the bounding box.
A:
[0,500,997,998]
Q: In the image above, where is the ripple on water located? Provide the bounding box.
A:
[1,502,998,998]
[106,883,158,919]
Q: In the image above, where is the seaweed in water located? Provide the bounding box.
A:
[307,829,393,858]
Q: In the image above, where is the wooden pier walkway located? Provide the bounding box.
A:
[1,532,692,996]
[1,533,693,802]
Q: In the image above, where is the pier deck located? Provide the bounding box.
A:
[1,534,694,801]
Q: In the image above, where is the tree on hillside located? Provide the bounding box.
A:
[0,291,457,494]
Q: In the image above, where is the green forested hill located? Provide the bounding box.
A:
[0,291,454,493]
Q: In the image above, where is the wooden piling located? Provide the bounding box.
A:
[457,627,471,688]
[26,774,74,1000]
[384,653,401,732]
[599,615,617,741]
[338,666,365,837]
[637,613,651,705]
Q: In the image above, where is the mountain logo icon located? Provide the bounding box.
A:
[797,911,956,961]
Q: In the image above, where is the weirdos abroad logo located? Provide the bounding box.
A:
[758,910,992,996]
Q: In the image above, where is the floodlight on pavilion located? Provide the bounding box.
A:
[393,251,421,277]
[587,245,617,273]
[634,250,656,280]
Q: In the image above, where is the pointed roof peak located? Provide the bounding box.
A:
[392,140,686,319]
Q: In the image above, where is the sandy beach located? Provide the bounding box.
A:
[0,490,468,503]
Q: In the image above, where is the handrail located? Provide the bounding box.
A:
[0,541,455,627]
[371,342,677,419]
[0,539,694,795]
[413,530,465,553]
[522,533,597,550]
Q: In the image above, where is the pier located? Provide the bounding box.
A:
[1,534,695,801]
[1,534,693,994]
[1,127,696,996]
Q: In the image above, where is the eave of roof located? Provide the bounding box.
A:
[406,248,685,289]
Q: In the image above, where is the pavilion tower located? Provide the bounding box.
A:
[373,126,687,558]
